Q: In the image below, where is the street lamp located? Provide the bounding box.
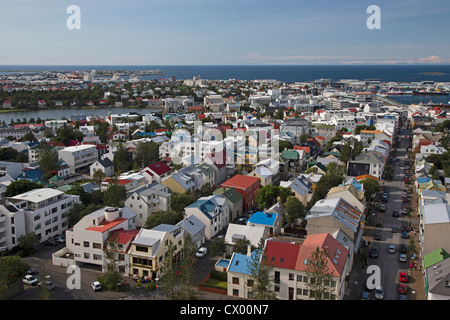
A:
[155,277,159,299]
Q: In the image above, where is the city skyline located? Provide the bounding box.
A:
[1,0,450,65]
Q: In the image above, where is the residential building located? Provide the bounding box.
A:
[213,187,244,221]
[90,157,115,177]
[221,174,261,212]
[125,182,172,228]
[421,203,450,256]
[177,215,206,249]
[141,161,172,183]
[2,188,80,249]
[62,207,137,270]
[58,144,99,174]
[227,249,260,299]
[0,161,23,180]
[129,224,184,279]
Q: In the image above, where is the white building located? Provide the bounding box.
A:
[58,144,99,174]
[63,207,137,270]
[0,188,80,250]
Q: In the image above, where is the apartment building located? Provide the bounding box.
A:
[63,207,137,270]
[0,188,80,250]
[129,224,184,280]
[58,144,99,174]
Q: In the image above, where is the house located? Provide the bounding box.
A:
[227,248,260,299]
[247,158,280,187]
[224,223,267,254]
[221,174,261,212]
[125,183,172,228]
[421,203,450,256]
[129,225,184,279]
[281,150,301,173]
[196,163,216,187]
[162,170,196,194]
[263,233,349,300]
[90,157,115,177]
[141,161,172,183]
[288,177,313,207]
[16,167,45,183]
[246,211,282,235]
[60,207,137,271]
[423,248,450,300]
[184,194,230,240]
[0,161,23,179]
[177,215,206,249]
[213,187,244,221]
[101,178,137,192]
[305,197,364,254]
[326,184,366,213]
[347,150,385,181]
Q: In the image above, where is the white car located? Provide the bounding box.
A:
[375,287,384,300]
[195,247,207,258]
[23,275,38,285]
[388,244,396,254]
[399,253,407,262]
[91,281,102,291]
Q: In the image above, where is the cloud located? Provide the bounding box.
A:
[416,55,444,64]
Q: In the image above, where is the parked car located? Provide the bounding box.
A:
[43,239,58,246]
[23,275,38,285]
[375,287,384,300]
[399,253,407,262]
[38,280,55,290]
[400,244,408,253]
[361,291,370,300]
[401,231,408,239]
[91,281,102,291]
[392,210,399,217]
[369,247,378,258]
[398,283,407,294]
[27,267,36,275]
[392,226,398,233]
[374,233,381,240]
[379,204,386,212]
[399,272,408,283]
[195,247,208,258]
[53,236,65,244]
[388,244,396,254]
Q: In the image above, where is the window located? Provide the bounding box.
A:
[83,241,89,248]
[84,253,90,259]
[93,243,102,249]
[136,246,148,253]
[247,279,254,287]
[232,277,239,285]
[302,289,309,296]
[297,275,303,282]
[289,273,294,281]
[232,289,239,296]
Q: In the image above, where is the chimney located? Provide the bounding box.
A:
[247,244,252,257]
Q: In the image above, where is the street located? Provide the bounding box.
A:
[357,126,421,300]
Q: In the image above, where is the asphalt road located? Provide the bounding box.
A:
[364,127,414,300]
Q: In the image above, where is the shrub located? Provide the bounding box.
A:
[146,282,157,291]
[210,270,227,281]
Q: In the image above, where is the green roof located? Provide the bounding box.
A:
[49,175,64,181]
[56,184,74,192]
[214,187,243,204]
[423,248,450,269]
[281,150,299,160]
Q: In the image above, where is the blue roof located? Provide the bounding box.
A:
[137,132,156,136]
[228,251,259,275]
[247,211,277,226]
[187,199,222,220]
[417,177,432,184]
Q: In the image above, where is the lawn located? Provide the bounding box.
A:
[201,277,227,290]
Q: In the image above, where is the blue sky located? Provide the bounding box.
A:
[1,0,450,65]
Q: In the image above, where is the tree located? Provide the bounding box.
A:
[19,131,36,142]
[6,180,40,197]
[361,178,380,201]
[305,246,333,300]
[278,140,293,153]
[233,238,251,255]
[92,169,106,187]
[209,237,226,257]
[17,232,41,254]
[133,141,160,168]
[103,184,126,207]
[144,210,182,229]
[170,192,197,216]
[177,235,197,300]
[100,231,123,291]
[256,185,293,209]
[282,196,306,227]
[160,240,179,299]
[0,147,28,162]
[247,239,277,300]
[0,256,30,289]
[38,144,59,174]
[113,144,130,174]
[339,143,352,164]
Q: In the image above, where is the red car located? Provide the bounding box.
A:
[398,283,407,294]
[399,272,408,283]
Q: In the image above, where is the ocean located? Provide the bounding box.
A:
[2,65,450,83]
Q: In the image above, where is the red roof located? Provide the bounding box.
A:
[294,146,310,154]
[109,228,140,252]
[86,217,127,233]
[221,174,260,190]
[104,178,133,186]
[145,161,171,176]
[264,240,301,270]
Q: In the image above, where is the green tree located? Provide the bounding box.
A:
[170,192,197,215]
[305,246,333,300]
[144,210,182,229]
[339,143,352,164]
[0,256,30,289]
[17,232,41,255]
[233,238,251,255]
[103,184,127,207]
[282,196,306,227]
[19,131,37,142]
[38,144,59,174]
[133,141,160,168]
[6,180,41,197]
[177,235,197,300]
[209,237,226,257]
[361,178,380,201]
[256,185,292,209]
[100,231,123,291]
[113,144,130,174]
[160,240,179,299]
[92,169,106,187]
[247,238,277,300]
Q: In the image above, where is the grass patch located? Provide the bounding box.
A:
[201,277,227,290]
